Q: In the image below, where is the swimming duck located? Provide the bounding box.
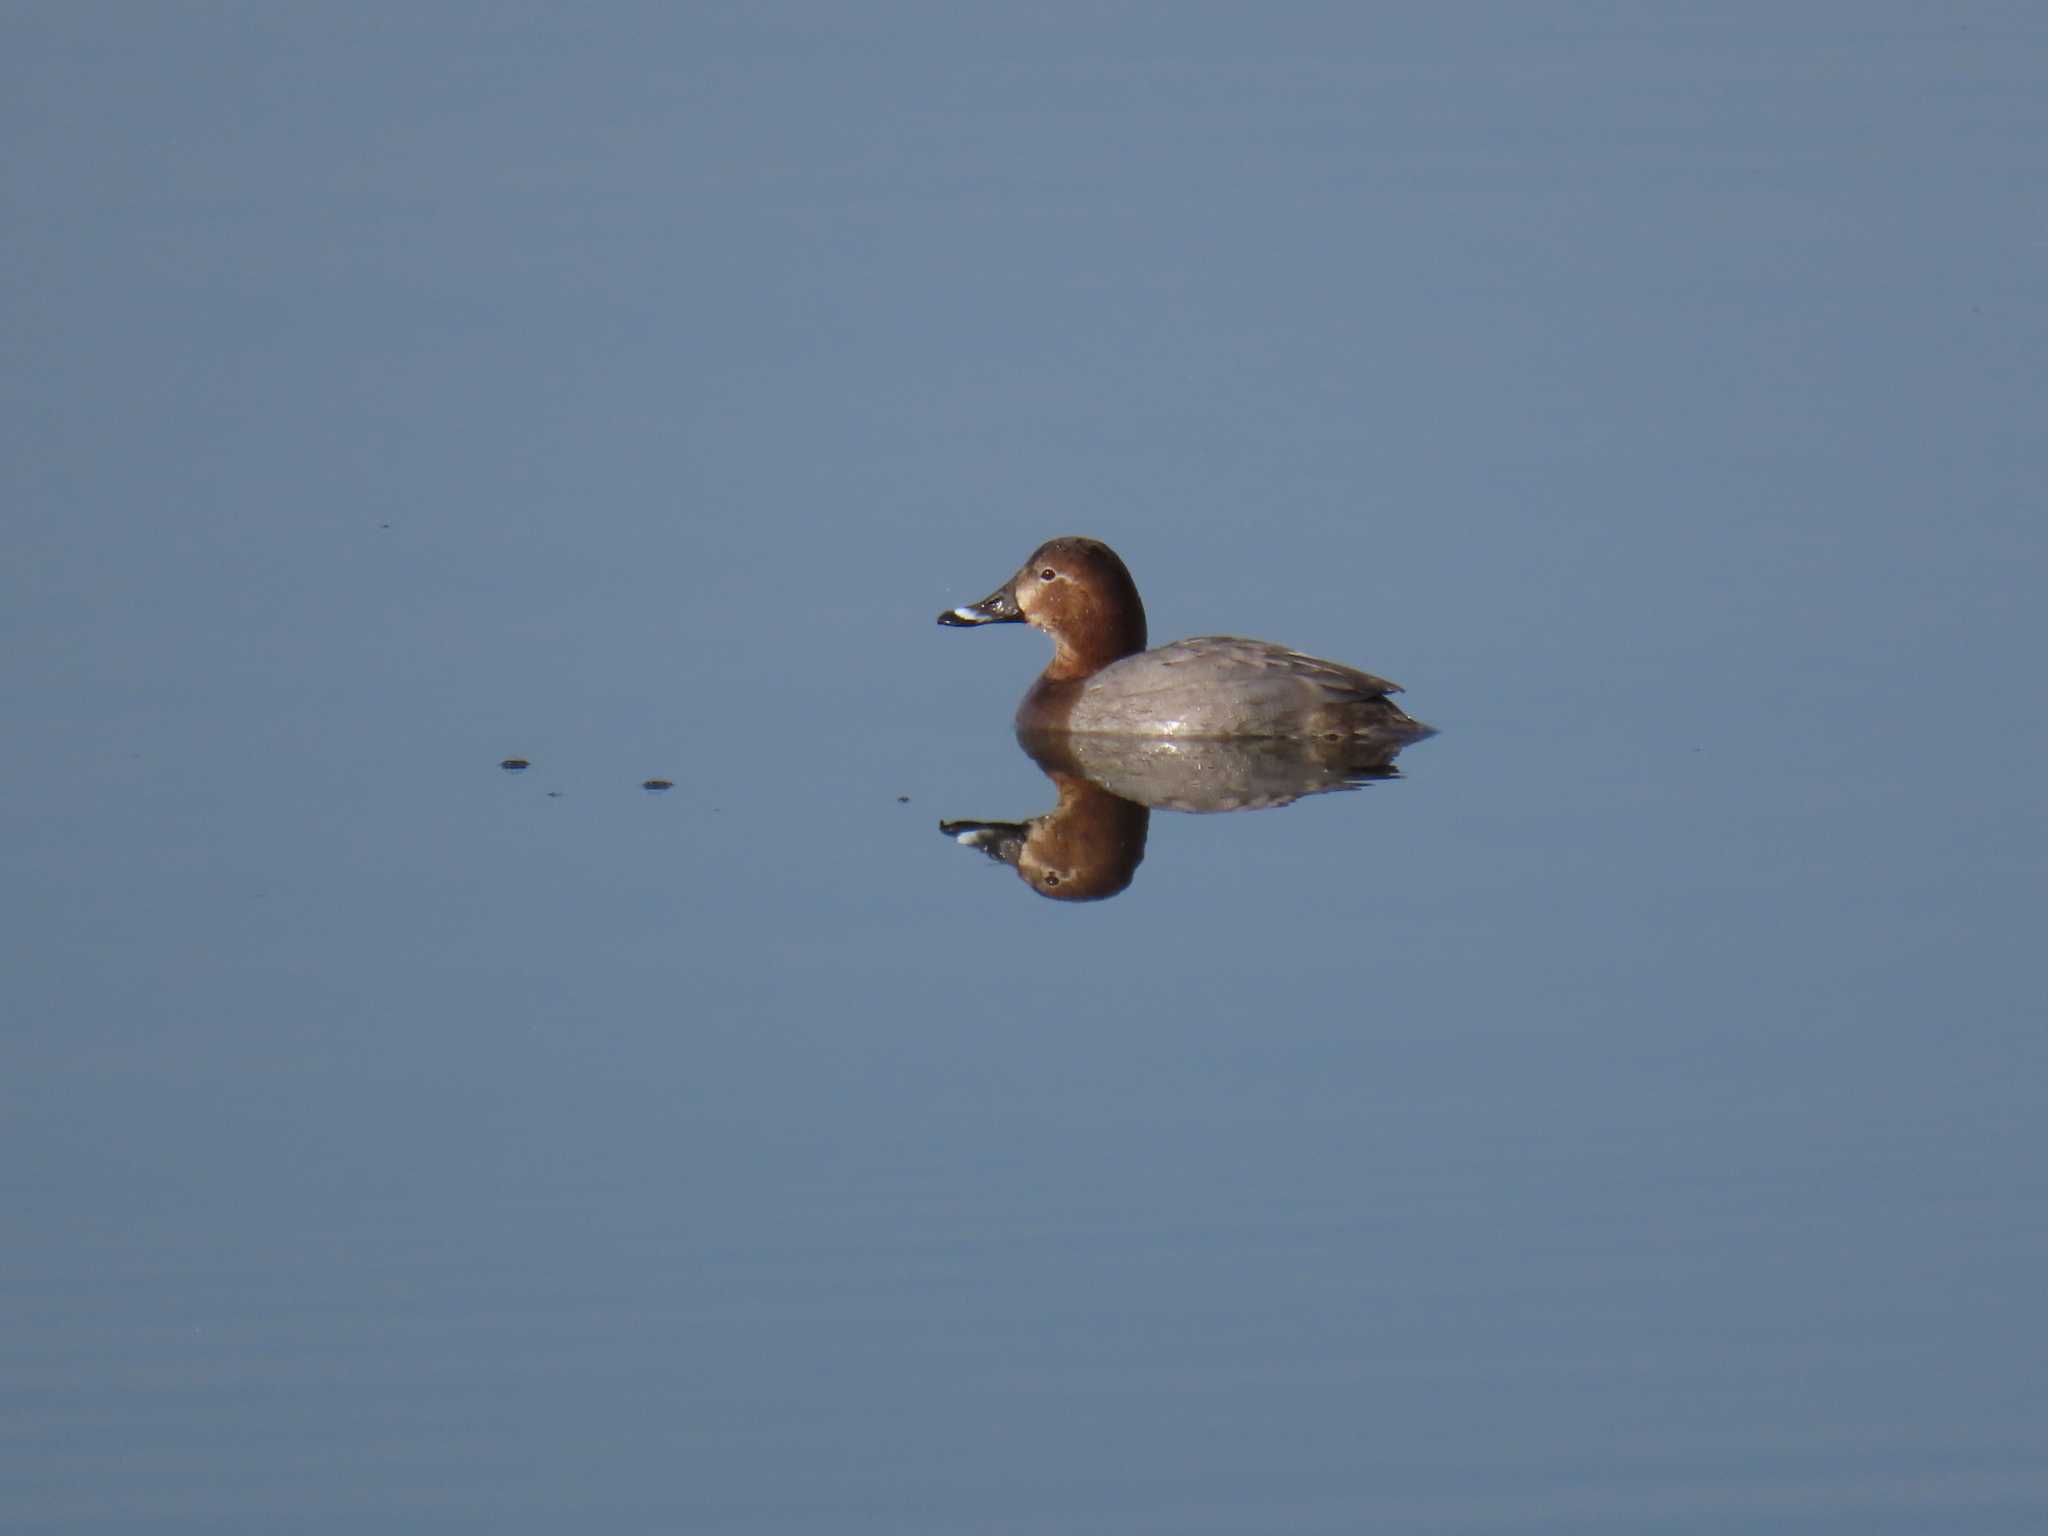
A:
[938,537,1431,740]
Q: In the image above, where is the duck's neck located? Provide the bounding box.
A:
[1044,605,1146,681]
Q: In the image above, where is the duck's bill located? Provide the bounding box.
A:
[938,818,1027,866]
[936,584,1022,626]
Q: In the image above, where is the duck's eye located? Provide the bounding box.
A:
[1042,872,1061,887]
[1039,567,1057,581]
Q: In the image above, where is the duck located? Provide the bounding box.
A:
[938,537,1431,740]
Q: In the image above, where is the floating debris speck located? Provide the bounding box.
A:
[642,779,674,793]
[500,758,531,772]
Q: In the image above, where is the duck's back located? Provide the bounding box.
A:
[1056,636,1428,740]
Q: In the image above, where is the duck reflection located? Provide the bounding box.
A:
[942,726,1424,902]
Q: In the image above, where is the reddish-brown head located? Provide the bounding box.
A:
[938,537,1147,681]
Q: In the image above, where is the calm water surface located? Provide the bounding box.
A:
[6,5,2045,1532]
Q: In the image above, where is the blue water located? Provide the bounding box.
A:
[6,5,2044,1530]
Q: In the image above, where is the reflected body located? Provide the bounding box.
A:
[943,721,1421,903]
[939,537,1433,741]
